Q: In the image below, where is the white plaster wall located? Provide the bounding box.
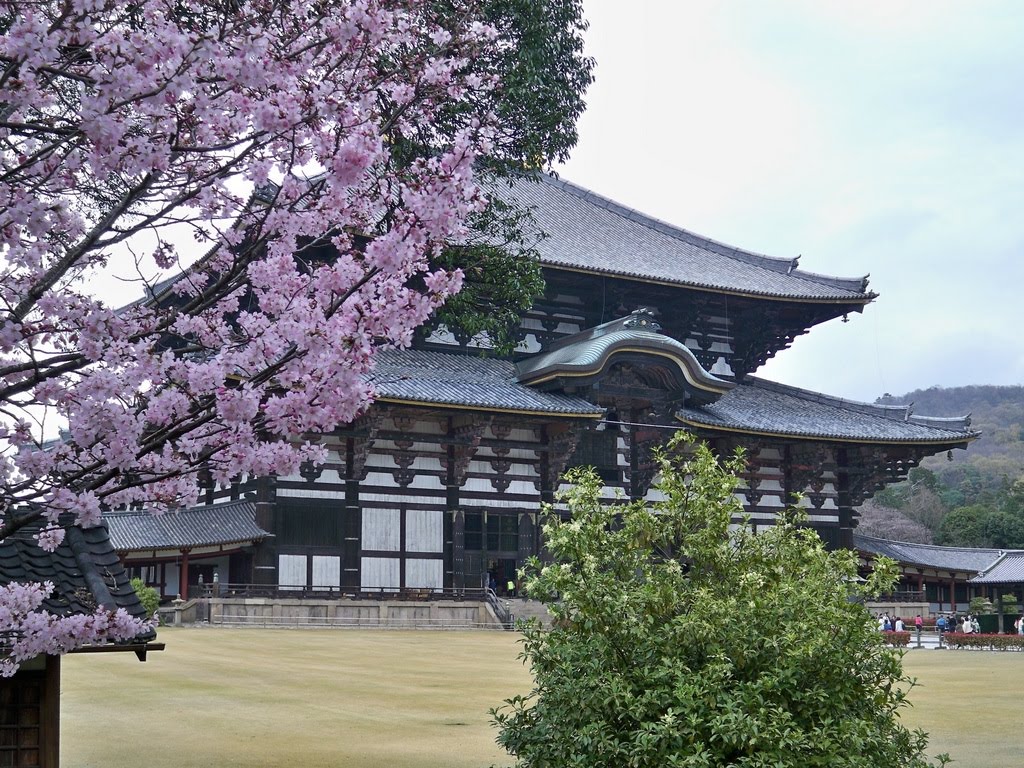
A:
[279,554,306,588]
[312,555,341,588]
[405,559,443,589]
[363,509,400,551]
[406,509,443,552]
[361,557,400,590]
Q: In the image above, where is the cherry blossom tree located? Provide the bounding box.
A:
[0,0,592,674]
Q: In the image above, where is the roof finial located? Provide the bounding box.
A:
[787,255,801,275]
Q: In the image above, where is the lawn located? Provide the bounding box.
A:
[61,628,1021,767]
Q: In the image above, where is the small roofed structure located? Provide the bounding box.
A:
[0,517,160,768]
[107,498,270,600]
[855,533,1024,616]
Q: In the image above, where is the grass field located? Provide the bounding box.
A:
[61,627,1021,767]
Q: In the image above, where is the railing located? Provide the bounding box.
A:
[871,591,926,603]
[187,583,491,602]
[485,587,514,629]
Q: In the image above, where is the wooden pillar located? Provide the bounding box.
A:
[445,430,460,590]
[835,448,855,551]
[342,438,361,590]
[451,510,465,591]
[250,474,278,585]
[179,548,191,599]
[628,416,640,501]
[949,576,957,613]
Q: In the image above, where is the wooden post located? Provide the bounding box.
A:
[43,655,60,768]
[179,548,190,599]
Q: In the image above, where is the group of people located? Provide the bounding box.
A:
[876,613,923,633]
[875,611,1024,636]
[936,614,981,634]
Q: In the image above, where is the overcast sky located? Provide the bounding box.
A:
[556,1,1024,404]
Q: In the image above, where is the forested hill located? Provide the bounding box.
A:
[857,385,1024,546]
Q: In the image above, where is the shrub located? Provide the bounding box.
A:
[944,632,1024,651]
[130,577,160,619]
[493,436,946,767]
[969,596,993,614]
[887,631,912,647]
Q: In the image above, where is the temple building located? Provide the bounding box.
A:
[111,174,978,600]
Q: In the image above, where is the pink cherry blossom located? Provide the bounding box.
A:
[0,0,502,674]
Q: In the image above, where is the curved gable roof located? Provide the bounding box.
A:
[516,310,732,404]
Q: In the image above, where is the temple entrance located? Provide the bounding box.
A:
[493,558,518,596]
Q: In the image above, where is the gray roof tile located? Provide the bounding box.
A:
[499,174,875,303]
[0,517,153,636]
[854,533,1004,573]
[970,552,1024,584]
[105,499,268,551]
[676,377,978,444]
[370,349,604,416]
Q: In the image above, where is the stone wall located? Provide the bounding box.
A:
[204,597,501,629]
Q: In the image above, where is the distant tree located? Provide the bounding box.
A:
[856,499,934,544]
[493,436,945,768]
[982,511,1024,550]
[937,505,991,547]
[908,466,939,491]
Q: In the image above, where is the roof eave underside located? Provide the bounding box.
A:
[373,395,603,418]
[676,416,980,446]
[542,262,877,307]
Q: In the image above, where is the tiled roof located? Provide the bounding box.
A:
[370,348,604,416]
[676,377,978,445]
[105,499,268,551]
[853,533,1004,573]
[499,174,875,303]
[970,552,1024,584]
[0,516,153,638]
[515,310,732,405]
